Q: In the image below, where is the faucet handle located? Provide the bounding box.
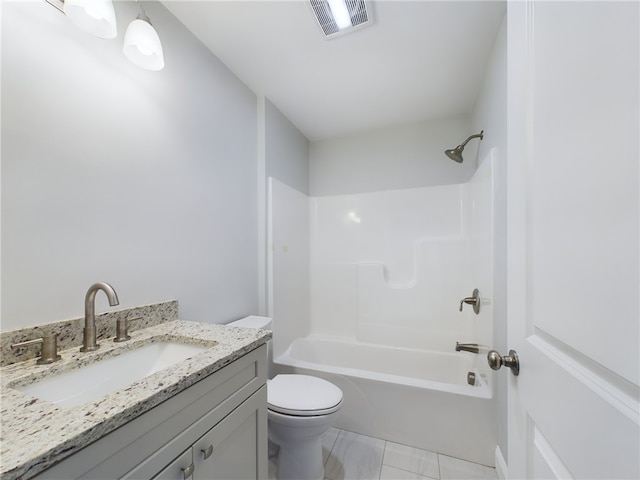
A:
[11,334,62,364]
[114,316,141,343]
[459,288,481,314]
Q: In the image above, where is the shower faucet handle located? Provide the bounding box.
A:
[459,288,480,314]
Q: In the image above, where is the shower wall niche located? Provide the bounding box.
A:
[268,152,495,363]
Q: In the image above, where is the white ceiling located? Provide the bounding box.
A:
[161,1,506,141]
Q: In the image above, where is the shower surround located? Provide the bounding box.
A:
[267,153,497,465]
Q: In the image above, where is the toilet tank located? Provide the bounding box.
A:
[228,316,273,377]
[227,315,272,330]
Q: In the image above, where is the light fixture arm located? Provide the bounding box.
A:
[137,0,149,22]
[136,13,152,25]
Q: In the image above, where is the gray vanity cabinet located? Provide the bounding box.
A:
[192,391,264,480]
[33,345,268,480]
[133,386,266,480]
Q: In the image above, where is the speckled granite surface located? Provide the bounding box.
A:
[0,301,179,367]
[0,319,271,480]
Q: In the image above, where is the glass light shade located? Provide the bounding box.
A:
[123,17,165,71]
[63,0,117,39]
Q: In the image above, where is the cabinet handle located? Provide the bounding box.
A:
[201,444,214,460]
[181,463,194,479]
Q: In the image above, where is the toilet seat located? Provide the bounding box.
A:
[267,374,343,417]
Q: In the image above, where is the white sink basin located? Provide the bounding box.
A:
[15,342,210,408]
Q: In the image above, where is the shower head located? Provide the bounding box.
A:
[444,145,466,163]
[445,130,484,163]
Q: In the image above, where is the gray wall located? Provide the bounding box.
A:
[265,100,309,194]
[309,115,474,196]
[1,1,258,329]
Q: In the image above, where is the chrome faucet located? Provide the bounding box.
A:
[455,342,480,354]
[81,282,119,352]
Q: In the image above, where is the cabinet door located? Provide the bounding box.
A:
[152,448,193,480]
[193,385,267,480]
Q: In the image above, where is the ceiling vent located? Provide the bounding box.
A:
[309,0,374,39]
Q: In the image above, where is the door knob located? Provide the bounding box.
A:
[487,349,519,376]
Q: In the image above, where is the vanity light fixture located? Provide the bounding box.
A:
[309,0,373,39]
[63,0,118,39]
[123,4,165,71]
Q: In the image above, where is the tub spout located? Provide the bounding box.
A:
[455,342,479,354]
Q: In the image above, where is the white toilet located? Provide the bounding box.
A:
[228,316,343,480]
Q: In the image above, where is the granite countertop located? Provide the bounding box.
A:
[0,320,271,480]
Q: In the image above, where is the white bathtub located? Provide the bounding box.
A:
[273,335,497,466]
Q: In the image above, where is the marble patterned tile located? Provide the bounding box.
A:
[382,442,440,478]
[324,430,385,480]
[322,427,341,465]
[438,454,498,480]
[380,464,438,480]
[383,442,440,479]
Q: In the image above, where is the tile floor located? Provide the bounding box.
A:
[269,428,498,480]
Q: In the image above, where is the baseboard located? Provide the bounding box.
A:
[495,445,508,479]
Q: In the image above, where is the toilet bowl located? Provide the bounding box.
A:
[228,316,343,480]
[268,374,342,480]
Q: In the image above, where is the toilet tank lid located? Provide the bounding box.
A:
[228,315,272,329]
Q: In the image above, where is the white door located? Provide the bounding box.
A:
[506,1,639,478]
